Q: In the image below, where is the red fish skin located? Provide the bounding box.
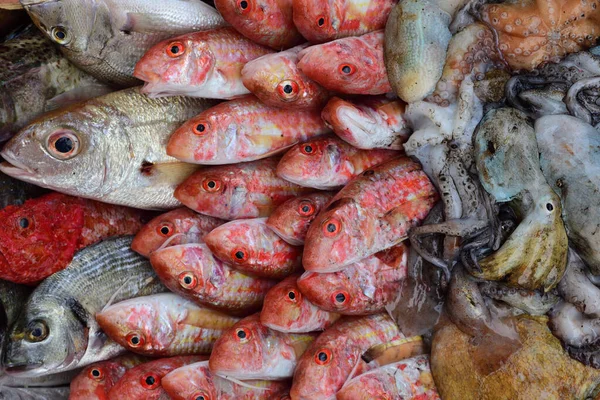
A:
[204,217,302,279]
[107,356,207,400]
[297,30,391,95]
[174,157,313,220]
[215,0,304,49]
[266,192,335,245]
[290,313,403,400]
[131,208,225,257]
[302,157,439,272]
[292,0,397,43]
[297,243,408,315]
[0,193,146,284]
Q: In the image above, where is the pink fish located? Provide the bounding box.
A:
[134,27,273,98]
[214,0,304,49]
[150,243,277,315]
[266,192,335,245]
[292,0,397,43]
[297,30,391,95]
[131,208,225,257]
[303,157,438,272]
[204,217,302,279]
[276,136,399,190]
[321,96,411,150]
[297,244,408,315]
[167,95,330,164]
[174,157,313,220]
[260,274,340,333]
[162,360,291,400]
[209,314,317,380]
[291,313,403,399]
[241,44,331,109]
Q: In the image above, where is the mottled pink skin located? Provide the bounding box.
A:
[241,45,331,109]
[204,217,302,279]
[209,314,317,380]
[215,0,303,49]
[276,136,400,190]
[303,157,439,272]
[297,243,408,315]
[107,356,206,400]
[321,96,411,150]
[260,274,340,333]
[131,208,225,257]
[297,31,391,95]
[162,360,291,400]
[167,94,330,164]
[266,192,335,245]
[290,314,403,400]
[174,157,313,220]
[292,0,397,43]
[149,243,277,316]
[134,27,273,99]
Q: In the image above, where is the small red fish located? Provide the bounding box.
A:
[209,313,317,380]
[174,157,313,220]
[321,96,411,150]
[204,217,302,279]
[260,274,340,333]
[134,27,273,99]
[131,208,224,257]
[297,30,391,95]
[276,136,399,190]
[0,192,146,284]
[303,157,438,272]
[241,44,331,109]
[297,244,408,314]
[266,192,335,245]
[292,0,397,43]
[107,356,207,400]
[214,0,304,49]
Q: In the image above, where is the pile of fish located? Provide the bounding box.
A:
[1,0,600,398]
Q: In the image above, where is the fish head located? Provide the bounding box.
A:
[297,271,354,313]
[69,360,128,400]
[203,218,261,269]
[260,275,307,331]
[292,0,337,43]
[214,0,270,28]
[321,97,378,143]
[162,361,216,400]
[336,371,396,400]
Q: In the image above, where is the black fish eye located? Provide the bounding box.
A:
[91,369,101,377]
[18,218,29,229]
[55,136,74,153]
[170,45,179,54]
[235,251,245,259]
[283,84,293,94]
[341,65,351,74]
[196,124,205,132]
[318,352,328,361]
[237,330,246,339]
[318,17,325,26]
[335,293,346,303]
[327,223,336,233]
[302,205,310,212]
[304,145,313,153]
[145,376,155,385]
[288,291,296,300]
[183,276,192,285]
[207,180,216,189]
[240,0,248,9]
[130,336,140,345]
[196,397,205,400]
[160,226,170,235]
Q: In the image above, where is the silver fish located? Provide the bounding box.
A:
[0,386,69,400]
[0,87,218,210]
[2,236,166,377]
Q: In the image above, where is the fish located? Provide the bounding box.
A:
[0,26,112,143]
[297,30,391,95]
[290,313,404,399]
[0,171,46,210]
[0,193,147,284]
[134,27,273,99]
[214,0,303,49]
[303,156,438,271]
[241,44,331,109]
[297,244,408,314]
[174,157,313,219]
[0,280,32,364]
[131,208,225,257]
[276,136,400,190]
[0,369,80,388]
[321,96,411,150]
[167,94,331,164]
[96,293,240,356]
[266,191,335,245]
[2,236,167,377]
[209,313,317,380]
[21,0,226,86]
[107,356,207,400]
[260,274,340,333]
[0,386,70,399]
[0,87,218,210]
[204,217,302,279]
[150,243,277,315]
[292,0,397,43]
[162,360,291,400]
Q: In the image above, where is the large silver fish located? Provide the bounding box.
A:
[20,0,227,86]
[2,236,166,377]
[0,87,217,210]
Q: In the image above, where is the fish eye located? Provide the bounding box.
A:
[126,332,145,348]
[338,64,356,75]
[322,218,341,237]
[202,178,222,193]
[192,121,209,136]
[232,248,249,263]
[286,289,301,302]
[88,367,105,381]
[156,222,174,237]
[317,16,327,27]
[178,272,198,290]
[276,80,300,100]
[297,200,315,217]
[140,373,161,390]
[191,391,211,400]
[314,348,332,365]
[300,143,319,155]
[235,327,252,342]
[50,26,69,44]
[26,320,48,342]
[331,290,349,306]
[237,0,250,12]
[166,41,185,57]
[46,130,81,160]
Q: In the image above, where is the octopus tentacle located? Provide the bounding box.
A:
[479,281,559,315]
[558,249,600,319]
[566,77,600,124]
[550,301,600,348]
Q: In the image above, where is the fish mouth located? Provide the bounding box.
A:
[0,148,38,180]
